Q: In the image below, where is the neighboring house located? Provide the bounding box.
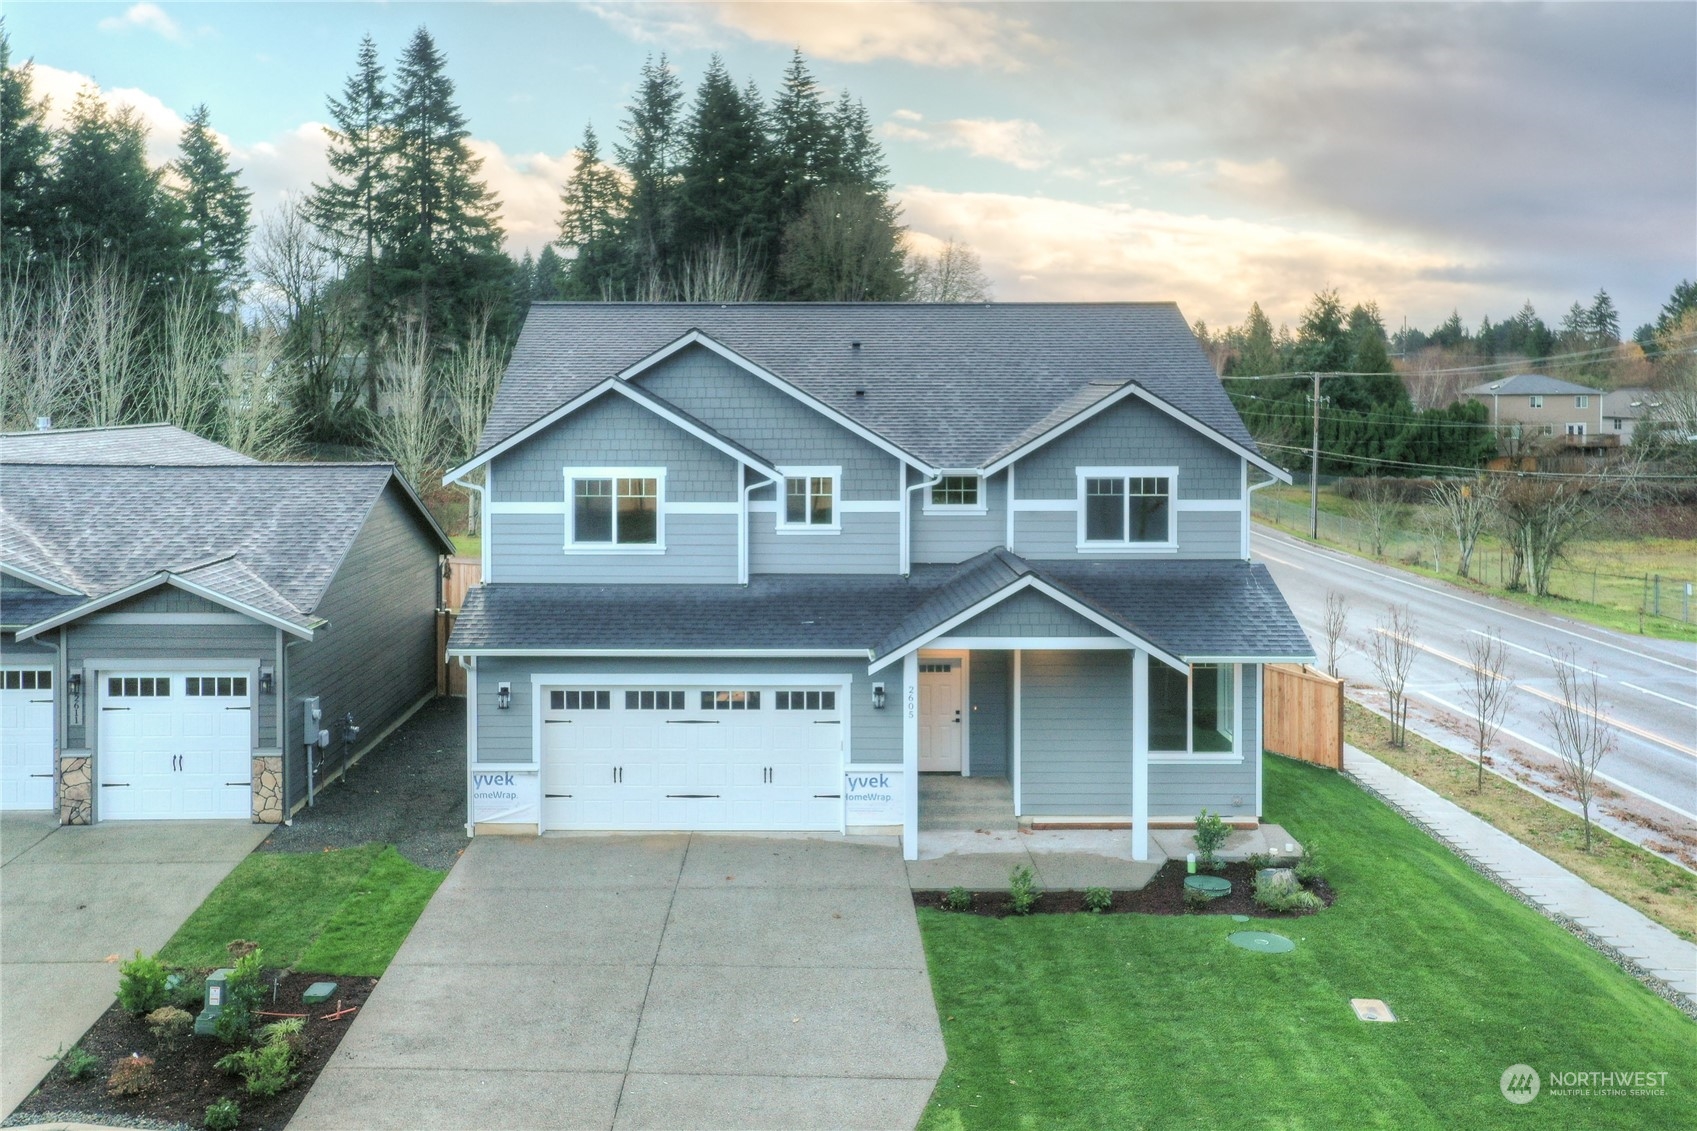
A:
[1599,387,1658,445]
[444,304,1313,862]
[1461,373,1615,448]
[0,424,454,824]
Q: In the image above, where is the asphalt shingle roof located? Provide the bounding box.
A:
[0,588,84,629]
[1461,373,1599,397]
[0,423,259,465]
[481,303,1257,469]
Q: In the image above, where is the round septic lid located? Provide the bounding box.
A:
[1183,875,1232,897]
[1229,931,1294,953]
[1231,914,1251,922]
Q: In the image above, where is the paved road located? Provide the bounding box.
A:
[1251,526,1697,848]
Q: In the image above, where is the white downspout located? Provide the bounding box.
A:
[901,469,943,577]
[741,474,773,585]
[462,655,476,837]
[1245,469,1278,560]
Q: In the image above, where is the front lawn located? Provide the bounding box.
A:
[917,755,1697,1129]
[159,844,443,975]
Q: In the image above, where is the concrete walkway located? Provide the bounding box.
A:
[290,834,946,1131]
[0,813,271,1116]
[1345,745,1697,1011]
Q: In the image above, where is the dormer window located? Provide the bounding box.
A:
[565,468,664,551]
[925,475,986,514]
[778,466,840,533]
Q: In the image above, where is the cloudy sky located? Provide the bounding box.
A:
[6,1,1692,333]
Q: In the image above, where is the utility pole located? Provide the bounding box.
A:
[1310,371,1321,540]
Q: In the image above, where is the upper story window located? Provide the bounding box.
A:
[1528,395,1544,408]
[1077,466,1176,550]
[565,468,663,551]
[1574,395,1589,408]
[1150,662,1236,758]
[779,466,839,533]
[925,475,985,514]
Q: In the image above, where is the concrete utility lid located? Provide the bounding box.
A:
[1350,998,1396,1022]
[1184,875,1232,898]
[1231,914,1251,922]
[302,982,339,1006]
[1228,931,1294,953]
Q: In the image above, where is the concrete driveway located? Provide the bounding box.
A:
[0,812,270,1116]
[291,834,947,1131]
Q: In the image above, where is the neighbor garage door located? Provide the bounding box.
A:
[1,667,55,810]
[98,673,252,820]
[540,683,845,831]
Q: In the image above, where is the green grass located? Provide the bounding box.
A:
[158,845,443,976]
[451,534,480,558]
[917,755,1697,1130]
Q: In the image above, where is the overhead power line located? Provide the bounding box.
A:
[1256,441,1691,481]
[1218,331,1697,382]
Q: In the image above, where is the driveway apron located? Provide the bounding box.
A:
[290,834,946,1131]
[0,814,271,1116]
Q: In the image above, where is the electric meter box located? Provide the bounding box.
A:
[193,967,235,1037]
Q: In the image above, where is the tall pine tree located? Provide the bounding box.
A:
[676,56,770,273]
[614,54,684,290]
[172,104,253,307]
[556,123,626,299]
[0,30,53,266]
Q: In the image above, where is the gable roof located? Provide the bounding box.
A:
[2,463,453,638]
[0,423,259,465]
[1462,373,1599,397]
[478,303,1262,471]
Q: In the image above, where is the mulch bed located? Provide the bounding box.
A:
[913,859,1334,918]
[8,971,376,1131]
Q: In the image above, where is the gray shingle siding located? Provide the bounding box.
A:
[1011,510,1244,560]
[634,345,901,498]
[1018,650,1132,816]
[492,513,739,584]
[950,588,1112,639]
[910,471,1007,564]
[749,512,900,574]
[491,391,739,505]
[1013,397,1242,500]
[281,483,441,809]
[967,649,1009,777]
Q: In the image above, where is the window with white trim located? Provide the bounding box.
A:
[778,467,839,531]
[1574,395,1589,408]
[1566,422,1586,437]
[1528,395,1544,408]
[926,475,984,513]
[1149,663,1235,756]
[1078,467,1175,548]
[564,468,663,550]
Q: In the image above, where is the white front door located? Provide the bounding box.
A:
[918,658,963,772]
[540,684,844,831]
[98,673,252,820]
[1,668,56,810]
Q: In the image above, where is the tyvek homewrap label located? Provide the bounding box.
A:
[845,769,901,824]
[471,769,539,825]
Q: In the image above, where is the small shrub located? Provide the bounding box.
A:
[1254,869,1323,912]
[145,1006,193,1051]
[1244,851,1274,873]
[170,971,207,1012]
[943,886,974,912]
[117,951,170,1016]
[216,1026,299,1098]
[204,1097,241,1131]
[1083,886,1113,913]
[1008,864,1040,915]
[214,948,267,1045]
[106,1053,156,1097]
[1193,809,1232,871]
[1294,841,1326,884]
[1182,885,1210,913]
[59,1045,100,1081]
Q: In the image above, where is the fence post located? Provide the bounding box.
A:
[1654,574,1662,618]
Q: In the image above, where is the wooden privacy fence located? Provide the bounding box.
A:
[437,555,481,697]
[1263,663,1343,769]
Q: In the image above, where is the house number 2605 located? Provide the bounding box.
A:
[906,685,918,719]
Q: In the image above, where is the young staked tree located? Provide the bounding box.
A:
[555,124,626,299]
[1365,603,1417,747]
[172,104,253,307]
[910,238,991,302]
[1459,629,1513,792]
[0,30,53,265]
[1542,645,1616,852]
[1321,589,1349,678]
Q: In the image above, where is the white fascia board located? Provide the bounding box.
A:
[447,648,872,659]
[529,671,850,687]
[620,330,937,476]
[0,562,82,596]
[16,573,314,641]
[1186,653,1317,664]
[444,376,783,483]
[981,381,1290,483]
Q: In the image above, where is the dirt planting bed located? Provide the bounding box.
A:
[913,859,1333,918]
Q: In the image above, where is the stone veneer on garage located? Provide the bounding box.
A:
[251,754,283,823]
[58,755,91,825]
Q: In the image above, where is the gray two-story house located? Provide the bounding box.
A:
[445,304,1312,861]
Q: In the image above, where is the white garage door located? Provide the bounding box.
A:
[1,668,56,810]
[98,673,252,820]
[541,683,845,831]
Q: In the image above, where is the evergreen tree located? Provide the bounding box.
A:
[556,123,626,299]
[614,54,684,288]
[1,30,53,264]
[533,243,567,300]
[1226,302,1281,377]
[1656,280,1697,334]
[1295,289,1350,372]
[1559,301,1589,347]
[676,56,771,268]
[779,185,909,301]
[768,50,829,222]
[1587,288,1620,345]
[826,93,891,193]
[172,104,253,306]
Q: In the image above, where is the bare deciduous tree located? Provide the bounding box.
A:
[1365,603,1417,746]
[0,260,82,429]
[156,282,226,435]
[909,237,993,303]
[1459,629,1513,792]
[73,259,146,428]
[1321,589,1349,678]
[1348,477,1404,558]
[1541,644,1616,852]
[441,311,504,534]
[374,319,441,490]
[220,323,296,460]
[1429,477,1495,580]
[1491,463,1642,597]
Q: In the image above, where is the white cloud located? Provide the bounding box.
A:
[33,63,189,166]
[466,140,577,255]
[882,113,1057,170]
[97,3,184,43]
[897,185,1492,329]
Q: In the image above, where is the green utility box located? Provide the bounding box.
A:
[193,968,235,1037]
[302,981,338,1006]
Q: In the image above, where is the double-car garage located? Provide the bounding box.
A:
[538,680,846,832]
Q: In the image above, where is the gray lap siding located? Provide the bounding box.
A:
[1012,510,1243,560]
[1148,663,1258,819]
[910,471,1007,564]
[492,512,739,583]
[966,650,1010,777]
[1018,650,1133,816]
[949,589,1113,638]
[749,511,900,574]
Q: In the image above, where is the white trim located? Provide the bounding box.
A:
[83,613,254,626]
[921,474,988,516]
[616,330,936,474]
[481,466,493,582]
[1148,753,1245,765]
[1011,649,1022,817]
[928,636,1128,651]
[1148,660,1242,762]
[529,671,848,686]
[1254,662,1264,819]
[1004,465,1016,550]
[916,649,969,775]
[443,375,783,482]
[1240,461,1252,560]
[0,563,80,595]
[901,469,942,577]
[489,501,565,515]
[464,658,477,836]
[1010,498,1075,511]
[982,378,1291,482]
[1076,466,1178,552]
[1175,498,1242,511]
[449,648,871,659]
[901,651,920,861]
[16,573,313,641]
[1132,649,1149,861]
[776,465,842,534]
[564,466,667,552]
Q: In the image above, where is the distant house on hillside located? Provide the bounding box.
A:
[1460,373,1619,453]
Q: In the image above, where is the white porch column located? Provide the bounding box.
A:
[1011,650,1022,816]
[464,658,477,838]
[1132,649,1150,861]
[902,650,920,861]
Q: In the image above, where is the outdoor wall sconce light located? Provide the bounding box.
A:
[259,663,274,695]
[496,681,512,710]
[67,670,83,720]
[871,682,886,710]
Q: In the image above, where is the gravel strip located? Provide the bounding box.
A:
[2,1112,191,1130]
[259,696,468,871]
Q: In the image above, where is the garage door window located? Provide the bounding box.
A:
[108,676,170,697]
[775,690,835,711]
[2,670,50,690]
[702,690,761,710]
[186,676,248,697]
[552,690,611,710]
[626,690,685,710]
